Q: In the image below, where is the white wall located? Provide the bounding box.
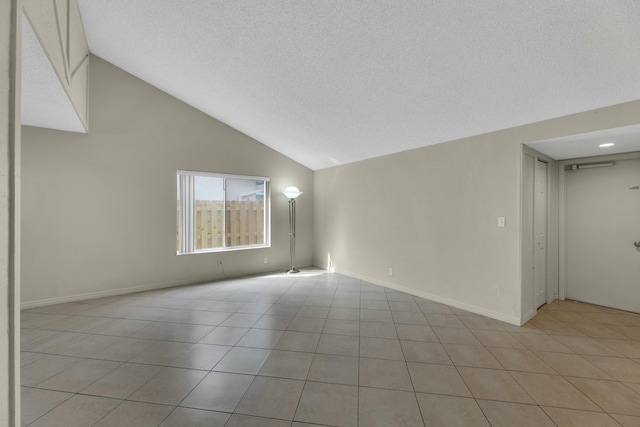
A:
[21,55,313,306]
[314,101,640,325]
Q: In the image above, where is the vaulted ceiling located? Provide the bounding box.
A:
[22,1,640,170]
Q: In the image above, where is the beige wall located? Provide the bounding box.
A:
[22,55,313,306]
[313,100,640,325]
[1,0,21,424]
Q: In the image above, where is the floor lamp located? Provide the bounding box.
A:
[283,186,302,273]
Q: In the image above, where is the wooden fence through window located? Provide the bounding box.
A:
[177,200,265,250]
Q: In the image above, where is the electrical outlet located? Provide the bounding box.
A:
[263,257,268,264]
[388,267,394,276]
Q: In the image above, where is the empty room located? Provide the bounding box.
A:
[2,1,640,426]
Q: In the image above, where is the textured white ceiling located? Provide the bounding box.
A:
[29,1,640,169]
[21,16,86,133]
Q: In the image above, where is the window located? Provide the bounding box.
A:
[177,170,270,254]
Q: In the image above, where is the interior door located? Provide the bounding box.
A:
[534,160,547,308]
[566,158,640,313]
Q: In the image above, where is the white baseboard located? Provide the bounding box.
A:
[21,264,317,310]
[339,269,523,326]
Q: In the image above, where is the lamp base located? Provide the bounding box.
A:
[285,268,300,274]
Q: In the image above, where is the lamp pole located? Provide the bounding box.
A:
[282,187,302,273]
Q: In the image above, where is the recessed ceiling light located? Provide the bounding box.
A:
[599,142,615,148]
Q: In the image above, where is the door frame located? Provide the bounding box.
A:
[558,151,640,301]
[521,146,559,324]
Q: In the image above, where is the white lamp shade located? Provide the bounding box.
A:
[282,186,302,199]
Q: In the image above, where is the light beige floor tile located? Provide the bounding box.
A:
[181,371,254,412]
[220,313,262,328]
[170,343,231,370]
[407,362,471,396]
[129,367,206,406]
[93,318,153,337]
[322,319,359,336]
[212,347,271,374]
[37,359,121,392]
[487,347,555,374]
[457,367,534,403]
[418,302,454,315]
[307,353,359,385]
[561,336,623,356]
[98,337,156,361]
[472,329,526,349]
[129,341,194,366]
[359,358,413,391]
[235,376,305,419]
[459,315,505,331]
[401,340,451,364]
[360,309,393,323]
[391,311,428,325]
[82,363,163,399]
[294,382,358,427]
[275,331,320,352]
[287,316,326,333]
[235,329,284,349]
[47,334,121,358]
[510,331,573,353]
[359,337,404,360]
[190,311,231,325]
[424,314,466,328]
[29,395,121,427]
[160,407,229,426]
[443,343,502,369]
[535,352,613,380]
[542,406,621,427]
[597,339,640,358]
[359,321,398,338]
[529,319,586,336]
[316,334,359,356]
[545,310,594,323]
[21,387,73,425]
[568,322,629,339]
[359,299,389,310]
[584,355,640,382]
[327,307,360,320]
[258,350,313,379]
[252,314,294,330]
[21,354,79,387]
[416,393,489,426]
[611,413,640,427]
[510,371,600,410]
[388,301,421,312]
[477,400,555,427]
[21,351,46,367]
[358,388,423,427]
[395,324,439,342]
[199,326,249,345]
[568,377,640,416]
[226,414,291,427]
[94,401,173,426]
[432,326,481,345]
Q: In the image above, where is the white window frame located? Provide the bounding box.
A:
[177,170,270,254]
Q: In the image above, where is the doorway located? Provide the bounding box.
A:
[564,157,640,313]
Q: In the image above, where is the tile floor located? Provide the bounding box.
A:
[20,270,640,426]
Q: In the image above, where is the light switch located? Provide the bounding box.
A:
[497,217,506,227]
